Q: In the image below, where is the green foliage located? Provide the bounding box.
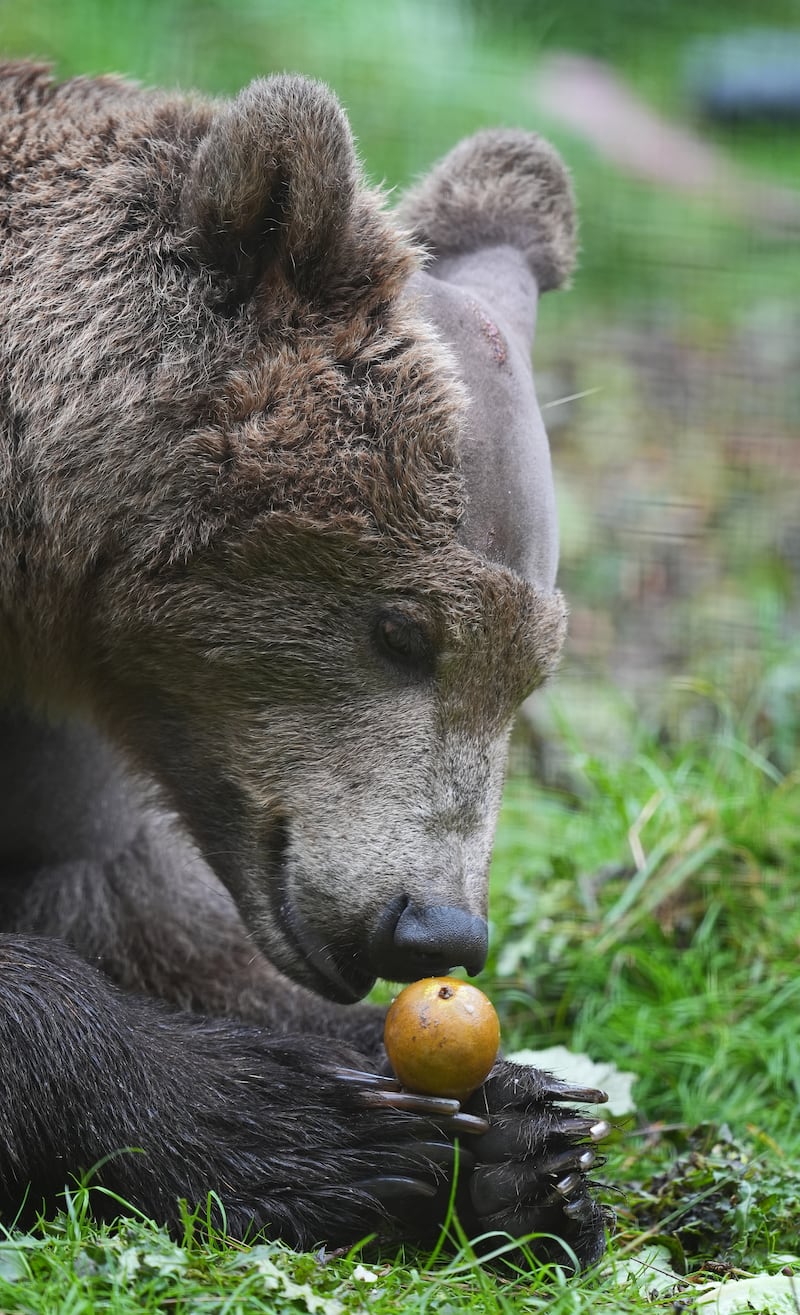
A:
[485,664,800,1289]
[493,679,800,1139]
[626,1125,800,1269]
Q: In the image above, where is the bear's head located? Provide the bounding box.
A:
[29,75,574,1002]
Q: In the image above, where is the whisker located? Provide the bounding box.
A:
[541,386,601,409]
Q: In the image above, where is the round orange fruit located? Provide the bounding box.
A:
[383,976,500,1102]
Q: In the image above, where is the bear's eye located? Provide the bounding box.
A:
[374,610,435,676]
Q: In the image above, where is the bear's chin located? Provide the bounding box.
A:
[281,904,377,1004]
[261,866,378,1004]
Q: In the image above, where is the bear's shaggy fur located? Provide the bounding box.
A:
[0,63,609,1267]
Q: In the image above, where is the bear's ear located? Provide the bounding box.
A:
[395,129,576,294]
[180,75,357,309]
[397,130,577,592]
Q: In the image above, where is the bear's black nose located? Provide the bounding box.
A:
[369,898,488,982]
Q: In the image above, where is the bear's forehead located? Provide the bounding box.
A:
[198,295,469,556]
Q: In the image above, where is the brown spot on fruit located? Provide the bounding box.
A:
[383,976,500,1102]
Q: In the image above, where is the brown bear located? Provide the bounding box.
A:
[0,63,609,1268]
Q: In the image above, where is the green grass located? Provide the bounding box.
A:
[495,714,800,1139]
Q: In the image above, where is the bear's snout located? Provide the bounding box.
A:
[369,897,488,982]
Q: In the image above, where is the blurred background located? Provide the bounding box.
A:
[3,0,798,768]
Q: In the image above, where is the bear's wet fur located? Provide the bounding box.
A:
[0,63,609,1267]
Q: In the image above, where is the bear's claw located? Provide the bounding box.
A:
[555,1171,583,1198]
[333,1067,404,1091]
[563,1194,598,1220]
[334,1067,491,1133]
[540,1077,609,1104]
[555,1114,612,1142]
[359,1138,479,1209]
[364,1175,438,1202]
[540,1145,597,1177]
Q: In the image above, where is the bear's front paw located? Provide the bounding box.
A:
[332,1066,488,1229]
[460,1061,612,1270]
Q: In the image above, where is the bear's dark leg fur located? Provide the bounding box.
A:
[0,932,608,1264]
[0,711,609,1267]
[0,933,478,1244]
